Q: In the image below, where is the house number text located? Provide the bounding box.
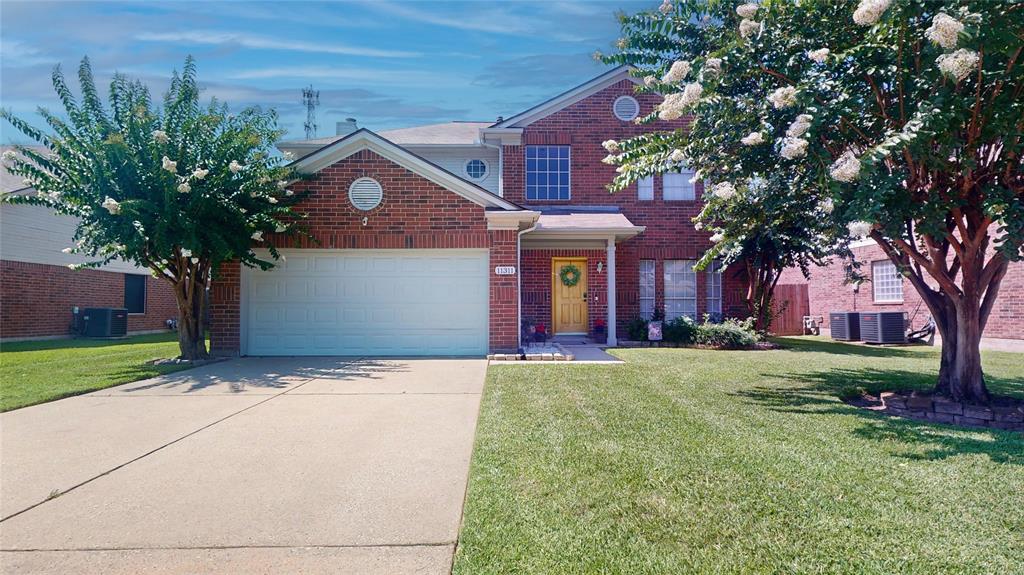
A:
[494,266,517,275]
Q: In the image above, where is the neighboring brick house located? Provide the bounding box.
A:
[1,147,178,340]
[777,241,1024,346]
[210,66,748,356]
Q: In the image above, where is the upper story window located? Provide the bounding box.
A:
[465,159,488,180]
[613,96,640,121]
[526,145,570,200]
[663,168,696,201]
[872,260,903,302]
[637,176,654,201]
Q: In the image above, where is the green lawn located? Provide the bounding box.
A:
[0,332,192,412]
[454,337,1024,574]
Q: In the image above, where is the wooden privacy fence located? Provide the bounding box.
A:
[770,284,810,335]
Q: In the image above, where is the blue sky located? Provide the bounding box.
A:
[1,0,650,144]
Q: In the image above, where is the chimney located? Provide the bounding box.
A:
[336,118,358,136]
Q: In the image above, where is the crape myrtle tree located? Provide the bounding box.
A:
[604,0,1024,403]
[1,57,306,360]
[599,1,847,332]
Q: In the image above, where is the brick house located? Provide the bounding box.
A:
[1,147,178,340]
[777,241,1024,346]
[209,66,747,356]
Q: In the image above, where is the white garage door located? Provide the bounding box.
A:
[244,249,488,356]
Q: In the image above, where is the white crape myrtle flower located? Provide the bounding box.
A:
[662,60,691,84]
[181,248,192,257]
[830,151,861,182]
[739,19,760,39]
[101,196,121,215]
[768,86,798,109]
[786,114,813,137]
[2,150,16,162]
[177,182,191,194]
[283,151,295,161]
[711,182,737,200]
[251,231,263,241]
[853,0,891,26]
[61,247,74,254]
[276,224,287,233]
[277,180,289,189]
[615,165,627,173]
[703,57,722,78]
[937,49,980,82]
[602,155,619,165]
[229,160,244,174]
[926,13,964,50]
[736,3,758,19]
[191,257,199,264]
[659,0,673,15]
[741,132,764,146]
[268,197,278,204]
[807,48,830,63]
[820,198,835,214]
[780,137,809,159]
[694,221,703,231]
[847,220,873,239]
[152,130,169,144]
[602,139,620,153]
[644,75,657,87]
[161,156,177,173]
[710,232,725,243]
[285,190,294,196]
[670,149,686,163]
[192,168,209,180]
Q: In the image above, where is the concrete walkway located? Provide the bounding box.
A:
[0,357,488,574]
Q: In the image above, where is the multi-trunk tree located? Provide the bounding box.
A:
[2,57,305,360]
[604,0,1023,402]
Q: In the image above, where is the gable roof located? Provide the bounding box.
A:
[490,66,641,129]
[279,121,491,149]
[1,145,47,195]
[289,129,522,211]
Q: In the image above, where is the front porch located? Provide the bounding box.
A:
[517,207,644,348]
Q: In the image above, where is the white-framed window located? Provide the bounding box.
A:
[639,259,656,320]
[637,176,654,201]
[706,260,723,316]
[664,260,697,320]
[525,145,570,200]
[663,169,696,201]
[613,95,640,121]
[872,260,903,302]
[465,159,488,180]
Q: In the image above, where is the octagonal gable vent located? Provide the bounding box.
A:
[613,96,640,121]
[349,177,383,211]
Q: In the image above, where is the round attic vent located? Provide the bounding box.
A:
[348,177,383,211]
[613,96,640,121]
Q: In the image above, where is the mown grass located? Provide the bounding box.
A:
[454,337,1024,574]
[0,332,192,411]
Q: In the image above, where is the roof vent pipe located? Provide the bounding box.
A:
[336,118,358,136]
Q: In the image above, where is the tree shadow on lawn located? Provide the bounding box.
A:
[735,367,1024,465]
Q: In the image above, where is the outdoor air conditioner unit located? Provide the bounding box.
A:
[829,312,861,341]
[859,312,907,344]
[76,307,129,338]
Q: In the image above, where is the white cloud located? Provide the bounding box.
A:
[134,30,421,59]
[226,66,464,87]
[0,40,58,67]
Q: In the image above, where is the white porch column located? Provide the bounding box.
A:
[606,236,617,347]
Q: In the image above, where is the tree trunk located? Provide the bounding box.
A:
[745,258,778,332]
[949,295,988,403]
[932,303,957,398]
[174,286,208,361]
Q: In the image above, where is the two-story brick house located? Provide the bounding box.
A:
[209,66,747,356]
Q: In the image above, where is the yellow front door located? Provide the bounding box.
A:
[552,258,588,334]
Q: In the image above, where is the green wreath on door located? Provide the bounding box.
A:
[559,264,582,287]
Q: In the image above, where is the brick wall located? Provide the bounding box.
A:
[780,243,1024,340]
[507,79,748,331]
[1,260,177,339]
[208,149,519,355]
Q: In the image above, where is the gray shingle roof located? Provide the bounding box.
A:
[284,121,490,147]
[0,145,47,194]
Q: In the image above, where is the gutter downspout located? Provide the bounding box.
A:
[516,222,538,350]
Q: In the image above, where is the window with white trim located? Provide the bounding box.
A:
[872,260,903,302]
[664,260,697,320]
[465,159,488,180]
[707,260,723,315]
[663,168,695,201]
[637,176,654,201]
[639,260,656,320]
[526,145,570,200]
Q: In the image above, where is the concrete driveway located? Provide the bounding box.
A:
[0,357,487,574]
